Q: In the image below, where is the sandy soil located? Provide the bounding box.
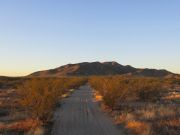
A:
[51,85,124,135]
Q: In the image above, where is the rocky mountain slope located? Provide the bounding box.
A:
[29,62,175,77]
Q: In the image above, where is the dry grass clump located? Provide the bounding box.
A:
[0,119,41,133]
[126,121,152,135]
[114,104,180,135]
[93,91,103,102]
[153,118,180,135]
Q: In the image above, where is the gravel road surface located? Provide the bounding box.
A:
[51,85,124,135]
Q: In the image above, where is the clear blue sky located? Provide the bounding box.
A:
[0,0,180,76]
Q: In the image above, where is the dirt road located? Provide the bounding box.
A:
[51,85,124,135]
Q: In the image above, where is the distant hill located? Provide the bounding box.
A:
[29,61,176,77]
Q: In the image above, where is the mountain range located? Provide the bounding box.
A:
[29,62,176,77]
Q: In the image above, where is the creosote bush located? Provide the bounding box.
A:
[89,76,180,135]
[17,77,87,122]
[89,76,164,109]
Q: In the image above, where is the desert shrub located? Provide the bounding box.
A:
[138,83,162,101]
[64,77,88,89]
[89,76,178,135]
[17,78,61,122]
[17,77,87,122]
[134,78,163,101]
[0,77,25,89]
[89,76,130,108]
[88,76,105,94]
[89,76,165,109]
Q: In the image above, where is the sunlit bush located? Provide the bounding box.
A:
[89,76,164,109]
[17,77,87,122]
[89,76,179,135]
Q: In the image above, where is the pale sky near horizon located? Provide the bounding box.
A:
[0,0,180,76]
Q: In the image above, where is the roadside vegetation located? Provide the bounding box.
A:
[0,77,87,134]
[0,75,179,135]
[89,76,180,135]
[17,77,87,122]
